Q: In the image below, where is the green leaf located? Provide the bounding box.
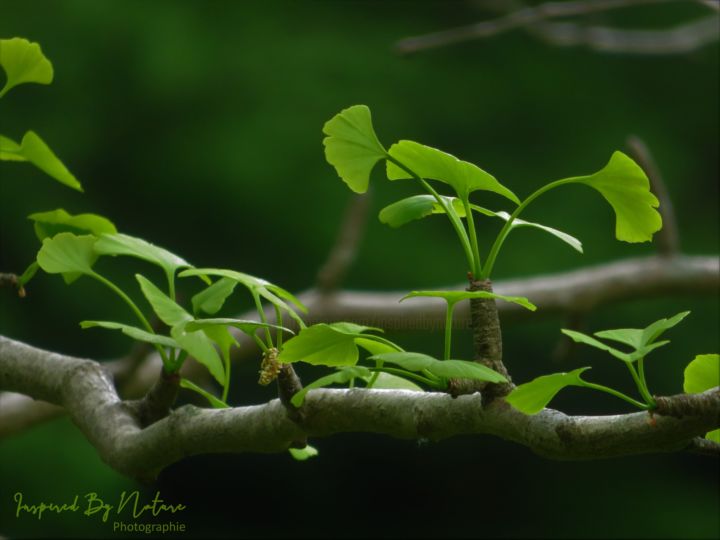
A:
[368,372,424,392]
[198,324,238,364]
[191,277,237,315]
[0,131,82,191]
[95,233,190,283]
[378,194,463,228]
[594,312,690,349]
[277,323,373,367]
[563,151,661,243]
[640,311,690,345]
[683,353,720,443]
[36,233,98,283]
[289,444,319,461]
[0,38,53,98]
[136,274,191,327]
[28,208,117,241]
[185,317,292,337]
[322,105,387,194]
[684,354,720,394]
[386,140,519,203]
[180,268,307,325]
[401,290,536,311]
[80,321,178,348]
[355,337,398,356]
[487,210,583,254]
[172,322,225,385]
[291,366,372,407]
[505,368,591,415]
[370,352,507,384]
[179,378,229,409]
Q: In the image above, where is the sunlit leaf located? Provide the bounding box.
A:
[179,378,229,409]
[562,151,661,243]
[36,233,97,283]
[95,233,190,283]
[594,312,690,350]
[488,210,583,254]
[684,354,720,394]
[322,104,387,193]
[80,320,178,348]
[401,290,536,311]
[28,208,117,241]
[290,366,372,407]
[278,323,372,367]
[136,274,191,327]
[0,38,53,98]
[370,352,507,384]
[378,194,463,228]
[505,368,591,415]
[386,140,519,203]
[289,444,319,461]
[0,131,82,191]
[355,337,398,356]
[640,311,690,345]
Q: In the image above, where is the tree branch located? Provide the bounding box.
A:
[1,335,717,481]
[395,0,718,55]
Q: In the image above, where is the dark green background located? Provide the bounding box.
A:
[1,1,718,538]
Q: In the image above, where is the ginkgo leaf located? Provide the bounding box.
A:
[171,322,225,385]
[505,368,591,415]
[401,290,536,311]
[95,233,190,283]
[289,444,319,461]
[562,151,661,243]
[369,352,507,384]
[185,318,292,337]
[191,277,237,315]
[278,323,376,367]
[28,208,117,241]
[80,321,178,348]
[0,131,82,191]
[684,354,720,394]
[386,140,519,204]
[36,233,97,283]
[136,274,191,327]
[322,105,387,193]
[180,378,229,409]
[0,38,53,98]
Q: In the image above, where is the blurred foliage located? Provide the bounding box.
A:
[0,0,718,538]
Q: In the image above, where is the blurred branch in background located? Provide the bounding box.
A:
[396,0,719,55]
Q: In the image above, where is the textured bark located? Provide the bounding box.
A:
[124,367,180,427]
[453,279,513,401]
[3,335,716,480]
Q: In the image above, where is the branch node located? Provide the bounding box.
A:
[125,366,180,427]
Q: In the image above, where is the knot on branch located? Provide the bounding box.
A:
[654,388,720,419]
[276,364,308,449]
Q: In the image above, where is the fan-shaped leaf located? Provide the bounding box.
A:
[28,208,117,241]
[386,140,519,203]
[191,277,237,315]
[136,274,191,327]
[370,352,507,384]
[171,322,225,385]
[322,105,387,193]
[185,318,292,337]
[0,38,53,98]
[95,233,190,282]
[401,290,536,311]
[0,131,82,191]
[684,354,720,394]
[506,368,591,415]
[36,233,97,283]
[563,151,661,243]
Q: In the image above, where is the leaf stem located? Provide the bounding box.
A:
[385,154,475,273]
[253,293,274,348]
[275,305,284,349]
[221,349,231,402]
[443,302,456,360]
[627,360,656,407]
[90,272,170,366]
[482,178,575,279]
[579,380,651,410]
[462,197,482,276]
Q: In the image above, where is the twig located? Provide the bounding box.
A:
[395,0,718,55]
[1,335,717,480]
[316,193,372,292]
[626,136,680,255]
[0,272,24,297]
